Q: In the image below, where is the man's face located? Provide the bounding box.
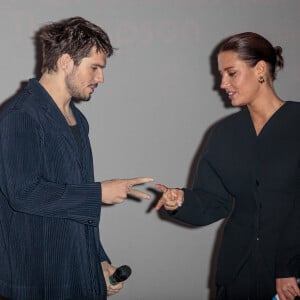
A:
[65,47,107,100]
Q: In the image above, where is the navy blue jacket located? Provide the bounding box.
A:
[0,79,109,299]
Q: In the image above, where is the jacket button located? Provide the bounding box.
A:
[88,220,93,224]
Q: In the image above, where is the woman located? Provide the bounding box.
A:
[155,32,300,300]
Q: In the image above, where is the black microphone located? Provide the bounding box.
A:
[109,265,132,286]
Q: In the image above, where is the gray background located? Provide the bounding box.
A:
[0,1,299,299]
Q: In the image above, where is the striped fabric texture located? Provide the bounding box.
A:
[0,79,109,299]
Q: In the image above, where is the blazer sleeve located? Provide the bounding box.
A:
[0,110,101,226]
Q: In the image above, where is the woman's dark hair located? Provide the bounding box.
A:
[219,32,284,80]
[38,16,115,73]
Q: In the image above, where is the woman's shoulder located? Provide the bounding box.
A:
[213,108,248,131]
[206,109,247,144]
[285,100,300,109]
[282,101,300,118]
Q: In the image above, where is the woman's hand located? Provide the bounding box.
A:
[155,183,184,211]
[276,277,300,300]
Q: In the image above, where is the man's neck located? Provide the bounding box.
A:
[39,72,72,112]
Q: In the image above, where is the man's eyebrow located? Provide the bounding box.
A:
[92,63,106,68]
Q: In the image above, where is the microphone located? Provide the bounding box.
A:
[109,265,132,286]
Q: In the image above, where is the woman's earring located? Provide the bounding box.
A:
[258,76,265,84]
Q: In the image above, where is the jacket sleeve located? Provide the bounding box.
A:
[171,157,233,226]
[0,110,101,226]
[275,195,300,278]
[170,127,233,226]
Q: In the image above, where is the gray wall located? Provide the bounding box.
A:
[1,1,299,299]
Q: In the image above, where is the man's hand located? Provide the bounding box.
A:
[101,177,154,204]
[101,261,123,296]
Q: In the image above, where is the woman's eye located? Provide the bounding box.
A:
[229,72,236,77]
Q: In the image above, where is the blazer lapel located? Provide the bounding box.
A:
[26,79,84,173]
[72,105,94,182]
[38,93,83,170]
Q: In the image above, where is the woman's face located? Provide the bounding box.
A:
[218,50,261,107]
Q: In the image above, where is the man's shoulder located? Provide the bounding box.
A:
[0,80,46,125]
[3,79,42,110]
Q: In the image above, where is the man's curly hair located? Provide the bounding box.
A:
[38,16,114,73]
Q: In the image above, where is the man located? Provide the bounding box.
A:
[0,16,153,300]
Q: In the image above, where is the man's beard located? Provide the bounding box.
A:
[65,71,91,101]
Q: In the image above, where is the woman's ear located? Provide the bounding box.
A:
[255,60,268,78]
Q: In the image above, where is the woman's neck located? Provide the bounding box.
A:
[247,93,285,135]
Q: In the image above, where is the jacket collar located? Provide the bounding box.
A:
[25,78,84,167]
[26,78,70,129]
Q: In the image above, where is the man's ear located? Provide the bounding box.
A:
[57,53,73,72]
